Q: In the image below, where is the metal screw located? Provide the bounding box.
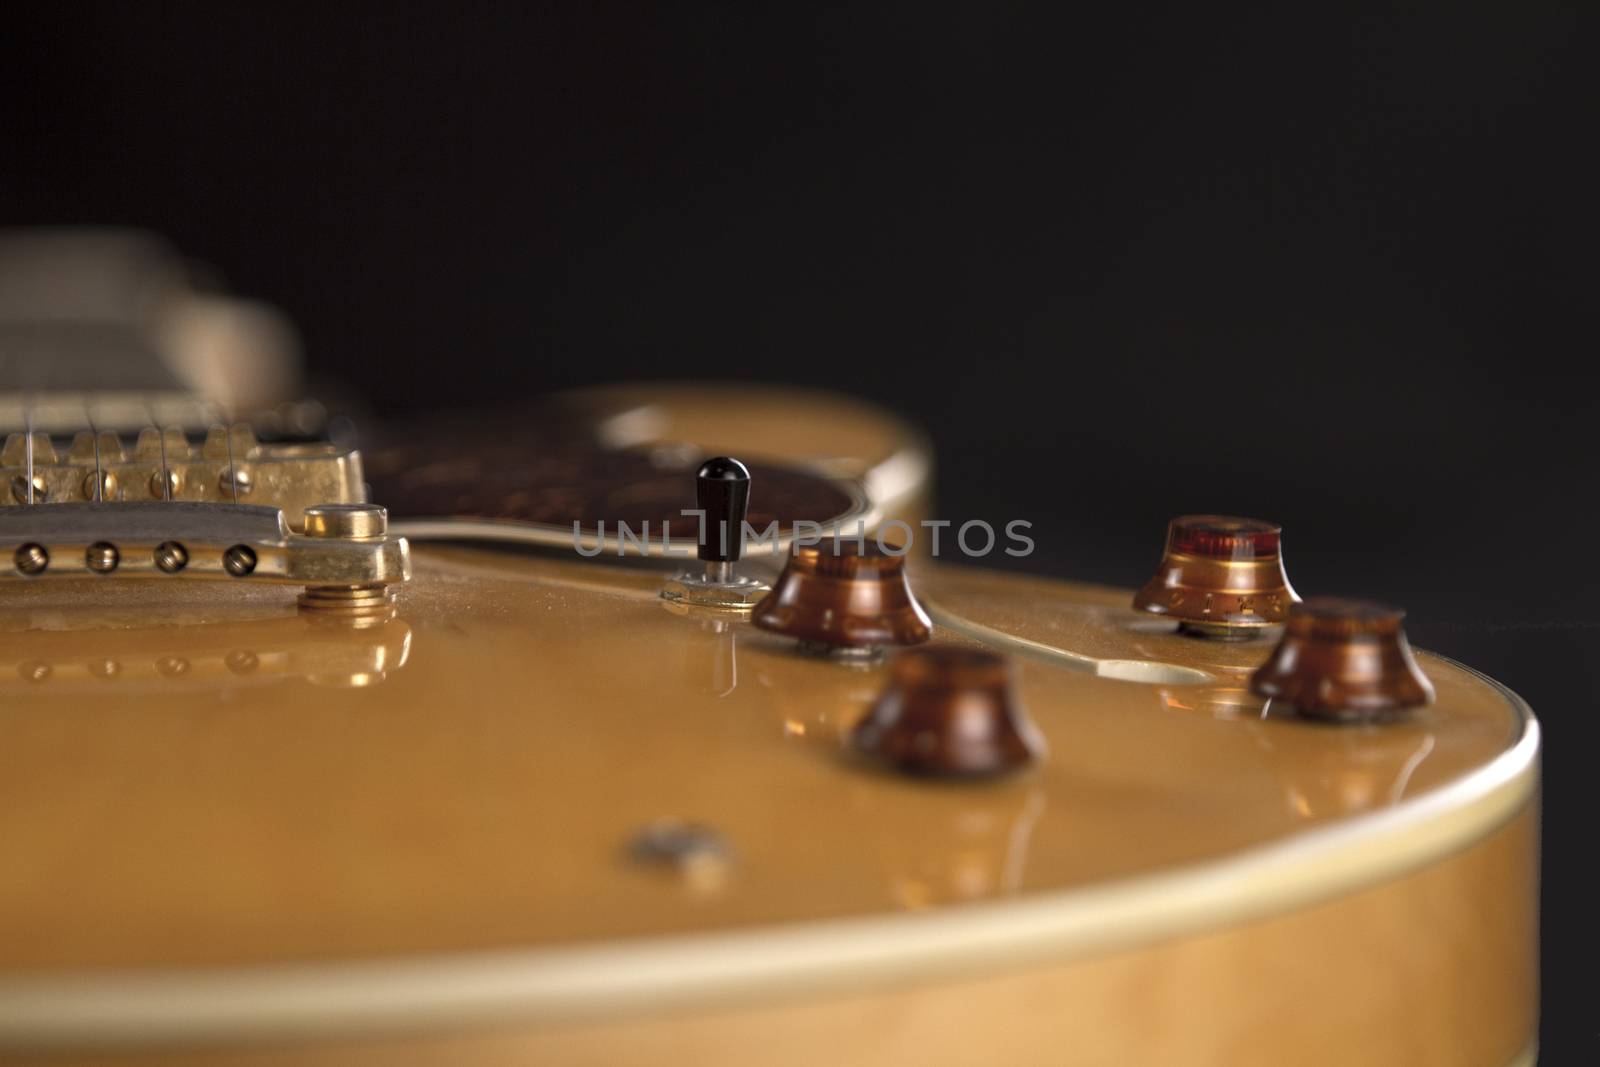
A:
[82,470,118,501]
[14,543,48,576]
[18,661,50,683]
[222,544,257,577]
[627,819,732,892]
[154,541,188,573]
[85,542,120,574]
[10,475,47,504]
[218,467,254,496]
[224,649,259,674]
[150,469,181,499]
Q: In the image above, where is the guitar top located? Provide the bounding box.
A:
[0,231,1539,1067]
[0,551,1531,965]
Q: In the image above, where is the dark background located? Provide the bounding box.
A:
[3,3,1591,1059]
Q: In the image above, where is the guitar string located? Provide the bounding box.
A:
[204,397,241,505]
[23,389,35,505]
[141,393,246,504]
[144,398,173,502]
[195,396,240,505]
[85,397,104,502]
[225,412,239,504]
[10,392,250,506]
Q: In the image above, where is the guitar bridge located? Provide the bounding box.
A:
[0,502,411,617]
[1,424,363,524]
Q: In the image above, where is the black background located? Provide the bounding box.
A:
[4,4,1591,1059]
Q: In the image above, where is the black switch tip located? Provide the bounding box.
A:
[696,456,750,563]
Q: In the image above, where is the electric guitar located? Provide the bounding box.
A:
[0,232,1538,1066]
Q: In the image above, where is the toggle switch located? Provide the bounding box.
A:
[661,456,771,611]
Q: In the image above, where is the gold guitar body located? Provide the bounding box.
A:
[0,385,1538,1066]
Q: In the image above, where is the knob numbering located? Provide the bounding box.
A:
[1249,597,1435,722]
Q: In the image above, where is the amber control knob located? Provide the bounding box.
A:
[1249,597,1435,722]
[1132,515,1299,639]
[852,647,1044,777]
[751,537,932,650]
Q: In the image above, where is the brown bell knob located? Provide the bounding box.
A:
[1132,515,1300,638]
[1249,597,1435,722]
[851,647,1044,777]
[751,537,932,649]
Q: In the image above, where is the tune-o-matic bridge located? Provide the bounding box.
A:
[0,502,411,616]
[1,424,362,524]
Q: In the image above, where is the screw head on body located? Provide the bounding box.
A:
[85,542,119,573]
[13,543,48,576]
[154,541,188,573]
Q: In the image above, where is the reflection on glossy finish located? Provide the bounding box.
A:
[1157,681,1442,819]
[708,621,737,698]
[661,601,743,697]
[754,657,882,750]
[154,655,190,678]
[1159,684,1267,721]
[850,777,1047,910]
[1266,725,1439,820]
[87,658,120,681]
[0,613,412,691]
